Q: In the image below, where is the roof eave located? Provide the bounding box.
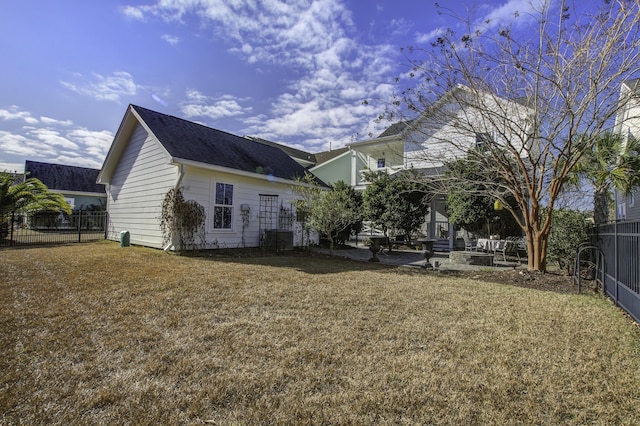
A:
[49,189,107,197]
[309,150,352,171]
[170,157,308,186]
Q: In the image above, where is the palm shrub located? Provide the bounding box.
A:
[1,172,71,238]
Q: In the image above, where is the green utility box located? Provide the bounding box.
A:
[120,230,130,247]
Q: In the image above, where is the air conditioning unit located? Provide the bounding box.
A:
[262,229,293,251]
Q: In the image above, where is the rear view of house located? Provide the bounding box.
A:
[98,105,319,249]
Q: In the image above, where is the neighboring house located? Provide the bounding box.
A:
[24,160,106,211]
[336,85,532,250]
[98,105,320,249]
[614,79,640,221]
[308,147,357,186]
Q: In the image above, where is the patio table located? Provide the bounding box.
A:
[477,238,504,252]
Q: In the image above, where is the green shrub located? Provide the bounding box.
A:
[546,209,591,274]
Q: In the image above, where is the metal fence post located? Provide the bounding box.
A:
[614,218,618,306]
[10,211,15,247]
[77,211,82,243]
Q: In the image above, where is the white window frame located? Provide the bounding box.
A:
[212,182,234,230]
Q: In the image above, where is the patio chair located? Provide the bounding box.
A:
[464,237,477,251]
[493,239,508,262]
[496,238,522,262]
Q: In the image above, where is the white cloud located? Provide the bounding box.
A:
[49,154,103,169]
[121,5,146,20]
[415,27,447,44]
[0,102,113,172]
[121,0,400,148]
[180,91,252,120]
[480,0,542,27]
[40,116,73,126]
[0,131,57,157]
[0,106,39,124]
[28,128,80,150]
[67,128,114,159]
[161,34,180,45]
[60,71,139,102]
[0,160,25,173]
[389,18,412,37]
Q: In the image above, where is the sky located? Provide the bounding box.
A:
[0,0,537,173]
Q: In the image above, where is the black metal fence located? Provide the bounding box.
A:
[0,211,107,248]
[593,221,640,323]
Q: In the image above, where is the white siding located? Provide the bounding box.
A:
[106,123,178,247]
[615,89,640,221]
[180,166,316,249]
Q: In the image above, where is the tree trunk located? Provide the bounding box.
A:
[524,207,550,272]
[526,231,548,272]
[593,188,609,225]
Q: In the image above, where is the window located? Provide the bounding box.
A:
[618,202,626,220]
[475,132,492,150]
[377,158,386,168]
[629,192,635,207]
[213,182,233,229]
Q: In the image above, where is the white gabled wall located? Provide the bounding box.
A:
[106,123,179,247]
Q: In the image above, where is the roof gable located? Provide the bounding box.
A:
[25,160,105,194]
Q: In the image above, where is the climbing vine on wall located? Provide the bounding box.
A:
[160,187,206,253]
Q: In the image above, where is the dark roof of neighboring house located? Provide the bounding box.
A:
[25,160,105,194]
[313,147,349,165]
[244,136,316,165]
[378,120,413,138]
[132,105,312,182]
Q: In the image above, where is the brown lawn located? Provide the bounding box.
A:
[1,241,639,425]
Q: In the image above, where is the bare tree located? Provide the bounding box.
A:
[389,0,640,271]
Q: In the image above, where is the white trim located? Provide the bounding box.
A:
[48,189,106,198]
[171,157,309,187]
[308,150,351,171]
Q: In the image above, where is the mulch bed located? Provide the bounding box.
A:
[440,268,598,294]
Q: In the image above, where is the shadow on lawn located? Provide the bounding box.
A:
[186,246,404,275]
[182,246,588,294]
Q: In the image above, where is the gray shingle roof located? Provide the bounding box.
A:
[312,147,349,165]
[244,136,316,165]
[378,120,412,138]
[132,105,311,181]
[25,160,105,194]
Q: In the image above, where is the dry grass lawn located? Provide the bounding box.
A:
[1,242,640,425]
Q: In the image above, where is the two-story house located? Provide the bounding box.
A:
[312,84,533,250]
[614,79,640,221]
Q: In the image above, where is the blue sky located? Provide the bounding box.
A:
[0,0,535,173]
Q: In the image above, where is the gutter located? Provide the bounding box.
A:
[169,157,307,186]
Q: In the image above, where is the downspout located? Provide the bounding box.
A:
[350,148,357,187]
[175,162,186,190]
